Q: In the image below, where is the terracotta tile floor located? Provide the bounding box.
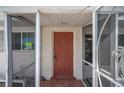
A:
[40,80,85,87]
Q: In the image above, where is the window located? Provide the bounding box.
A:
[12,33,21,50]
[23,32,35,50]
[118,34,124,47]
[85,34,92,64]
[12,32,35,50]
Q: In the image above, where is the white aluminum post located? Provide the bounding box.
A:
[92,6,102,87]
[92,9,98,87]
[115,12,118,83]
[35,10,41,87]
[4,13,13,87]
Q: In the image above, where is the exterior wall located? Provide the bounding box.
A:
[12,27,35,77]
[0,27,35,78]
[1,26,123,80]
[41,27,83,80]
[0,26,83,80]
[1,25,123,80]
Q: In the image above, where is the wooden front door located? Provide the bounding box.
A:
[54,32,73,78]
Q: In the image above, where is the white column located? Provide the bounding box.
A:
[115,13,118,80]
[92,7,102,87]
[92,9,98,87]
[115,12,119,87]
[4,13,13,87]
[35,10,41,87]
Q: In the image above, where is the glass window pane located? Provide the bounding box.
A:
[22,32,34,50]
[118,35,124,47]
[12,33,21,50]
[83,25,93,87]
[85,34,92,63]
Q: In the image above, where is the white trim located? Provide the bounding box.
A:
[13,51,35,54]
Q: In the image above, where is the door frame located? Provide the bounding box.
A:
[53,31,74,78]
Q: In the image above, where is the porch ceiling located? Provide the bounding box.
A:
[0,6,97,27]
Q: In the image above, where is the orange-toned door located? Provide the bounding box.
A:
[54,32,73,78]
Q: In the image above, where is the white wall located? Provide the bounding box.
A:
[0,27,36,79]
[0,26,83,80]
[12,27,35,77]
[41,27,83,80]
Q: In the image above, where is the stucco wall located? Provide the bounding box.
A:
[0,27,36,78]
[12,27,35,77]
[0,27,83,80]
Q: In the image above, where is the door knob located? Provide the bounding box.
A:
[54,55,57,60]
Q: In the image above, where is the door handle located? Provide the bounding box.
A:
[54,50,57,60]
[54,55,57,60]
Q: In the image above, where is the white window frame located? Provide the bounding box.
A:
[12,31,35,54]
